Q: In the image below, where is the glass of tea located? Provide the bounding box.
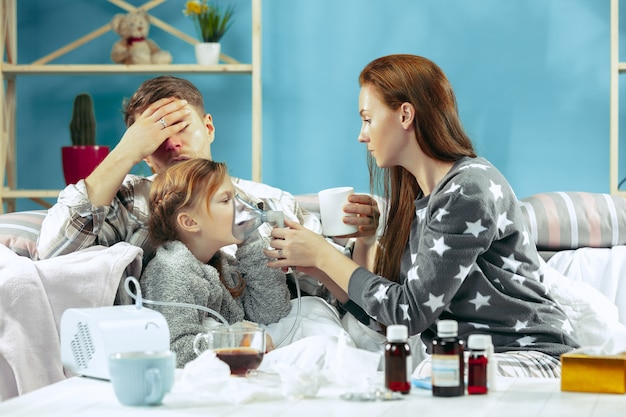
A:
[193,325,266,376]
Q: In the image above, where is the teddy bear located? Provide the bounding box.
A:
[110,9,172,65]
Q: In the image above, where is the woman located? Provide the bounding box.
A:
[267,54,579,377]
[140,158,292,367]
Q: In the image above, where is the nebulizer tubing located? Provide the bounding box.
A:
[232,195,302,348]
[122,194,302,349]
[124,276,230,326]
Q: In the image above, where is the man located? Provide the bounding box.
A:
[37,76,321,262]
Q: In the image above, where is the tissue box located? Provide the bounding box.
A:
[561,351,626,394]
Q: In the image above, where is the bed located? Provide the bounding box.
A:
[1,191,625,402]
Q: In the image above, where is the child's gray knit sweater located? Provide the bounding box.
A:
[140,239,291,367]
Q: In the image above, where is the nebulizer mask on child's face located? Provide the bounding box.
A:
[232,194,285,241]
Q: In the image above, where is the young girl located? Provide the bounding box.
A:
[140,158,292,367]
[266,54,580,377]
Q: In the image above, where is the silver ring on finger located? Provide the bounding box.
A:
[277,249,283,258]
[159,117,167,129]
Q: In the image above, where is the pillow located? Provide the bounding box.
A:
[0,210,47,258]
[519,192,626,250]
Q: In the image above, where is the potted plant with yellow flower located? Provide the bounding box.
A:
[184,0,235,65]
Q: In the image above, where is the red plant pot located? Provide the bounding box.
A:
[61,145,110,185]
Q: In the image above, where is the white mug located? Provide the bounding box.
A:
[318,187,358,236]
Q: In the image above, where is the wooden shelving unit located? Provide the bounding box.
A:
[0,0,262,213]
[611,0,626,197]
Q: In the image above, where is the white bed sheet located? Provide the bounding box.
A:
[546,245,626,326]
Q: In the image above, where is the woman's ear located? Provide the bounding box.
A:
[400,102,415,127]
[177,212,200,233]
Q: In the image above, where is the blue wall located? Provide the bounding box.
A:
[9,0,625,211]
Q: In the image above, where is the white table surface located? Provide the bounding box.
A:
[1,374,624,417]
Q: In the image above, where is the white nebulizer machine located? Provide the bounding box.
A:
[60,304,170,380]
[60,194,302,379]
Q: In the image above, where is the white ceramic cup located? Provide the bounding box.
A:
[108,350,176,406]
[318,186,358,236]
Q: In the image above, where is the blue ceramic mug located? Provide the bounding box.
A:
[108,350,176,406]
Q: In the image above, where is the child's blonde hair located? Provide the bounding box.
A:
[149,158,244,297]
[149,158,227,244]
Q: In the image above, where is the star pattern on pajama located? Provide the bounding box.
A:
[465,219,487,238]
[424,293,445,313]
[374,283,389,303]
[512,275,526,286]
[497,212,513,234]
[354,157,576,357]
[400,304,411,321]
[455,264,471,280]
[408,265,420,281]
[445,182,462,194]
[517,335,537,346]
[514,320,528,331]
[459,163,490,171]
[434,208,449,222]
[561,318,574,335]
[469,291,491,310]
[430,237,450,256]
[489,180,503,200]
[502,254,522,272]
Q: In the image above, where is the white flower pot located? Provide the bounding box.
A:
[194,42,221,65]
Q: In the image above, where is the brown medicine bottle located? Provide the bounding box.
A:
[384,324,411,394]
[431,319,465,397]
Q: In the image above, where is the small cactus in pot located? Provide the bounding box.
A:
[61,93,109,185]
[69,93,97,146]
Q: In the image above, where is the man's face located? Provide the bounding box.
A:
[144,107,215,174]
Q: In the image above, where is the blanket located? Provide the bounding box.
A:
[0,243,143,401]
[542,257,626,349]
[547,246,626,325]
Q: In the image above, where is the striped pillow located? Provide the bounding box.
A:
[519,192,626,250]
[0,210,46,258]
